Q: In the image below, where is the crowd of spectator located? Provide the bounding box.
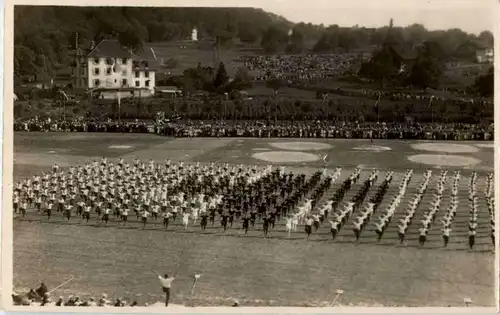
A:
[236,54,358,82]
[233,53,491,110]
[14,290,145,307]
[290,84,493,109]
[14,116,493,141]
[357,88,493,106]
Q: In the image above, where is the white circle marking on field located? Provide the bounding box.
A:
[252,148,270,151]
[411,143,479,153]
[353,145,392,152]
[475,143,494,148]
[270,142,333,151]
[253,151,320,163]
[108,145,132,149]
[48,150,56,154]
[60,134,92,141]
[407,154,481,167]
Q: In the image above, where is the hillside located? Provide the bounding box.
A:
[13,6,293,81]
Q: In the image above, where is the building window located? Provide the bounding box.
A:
[145,80,150,87]
[145,71,149,78]
[106,58,113,65]
[135,71,140,78]
[122,58,128,64]
[93,68,100,75]
[93,58,99,64]
[122,69,127,75]
[135,81,140,87]
[122,79,127,86]
[106,68,112,75]
[94,79,100,87]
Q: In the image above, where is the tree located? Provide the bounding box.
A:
[313,25,339,52]
[407,41,444,89]
[404,24,428,44]
[118,27,143,54]
[230,67,253,90]
[261,25,288,53]
[478,30,494,48]
[182,63,215,92]
[213,62,229,93]
[312,33,332,52]
[146,21,167,42]
[285,27,305,53]
[180,76,196,97]
[337,29,359,52]
[384,27,405,47]
[164,58,178,69]
[452,40,478,61]
[237,24,259,44]
[434,28,469,56]
[358,45,401,87]
[162,22,181,41]
[14,45,37,76]
[300,102,312,115]
[471,66,493,97]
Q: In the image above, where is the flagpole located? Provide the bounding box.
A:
[118,89,121,124]
[375,93,381,124]
[47,277,74,295]
[429,96,434,124]
[322,93,328,121]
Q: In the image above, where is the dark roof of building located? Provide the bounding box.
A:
[87,40,133,58]
[87,40,163,67]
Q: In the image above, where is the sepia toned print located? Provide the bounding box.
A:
[8,1,495,309]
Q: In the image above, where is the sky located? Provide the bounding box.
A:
[260,0,495,34]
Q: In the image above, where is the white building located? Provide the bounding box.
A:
[476,48,494,64]
[191,28,198,41]
[75,39,157,96]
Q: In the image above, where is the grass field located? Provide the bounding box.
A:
[147,43,247,77]
[12,133,495,307]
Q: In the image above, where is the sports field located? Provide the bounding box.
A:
[13,133,494,307]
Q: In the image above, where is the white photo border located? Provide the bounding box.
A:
[2,0,499,313]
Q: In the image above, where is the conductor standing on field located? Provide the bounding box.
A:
[153,269,176,306]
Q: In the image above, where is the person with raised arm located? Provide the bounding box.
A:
[153,269,177,306]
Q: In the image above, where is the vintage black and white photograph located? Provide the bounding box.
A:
[7,0,496,309]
